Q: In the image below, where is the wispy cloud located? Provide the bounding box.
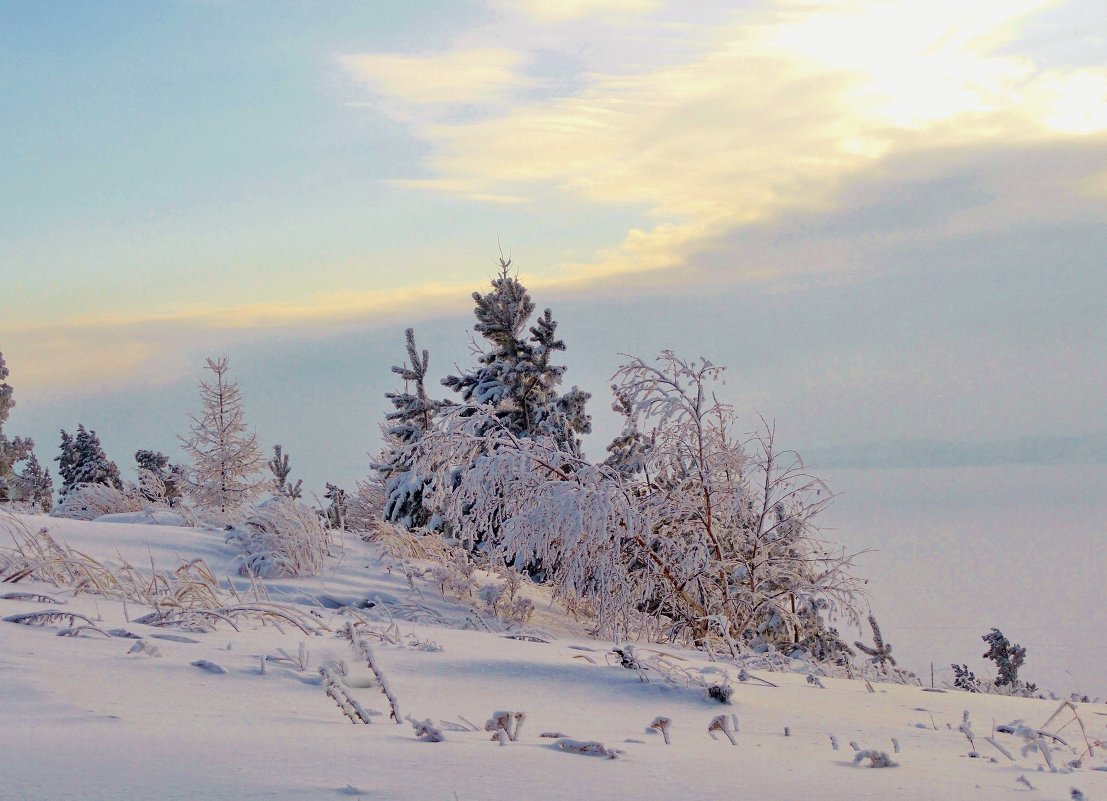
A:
[345,0,1107,286]
[339,48,533,113]
[489,0,660,21]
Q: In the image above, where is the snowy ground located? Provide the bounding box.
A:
[2,513,1104,801]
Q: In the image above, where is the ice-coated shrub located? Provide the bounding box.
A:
[228,496,332,578]
[52,482,146,521]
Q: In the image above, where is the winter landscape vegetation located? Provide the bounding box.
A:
[2,2,1105,800]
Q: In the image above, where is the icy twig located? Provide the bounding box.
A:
[0,591,65,604]
[983,737,1015,761]
[352,638,402,724]
[320,664,376,724]
[407,716,445,742]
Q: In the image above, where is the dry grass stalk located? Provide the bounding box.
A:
[4,609,97,628]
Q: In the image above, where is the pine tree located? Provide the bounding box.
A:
[179,357,264,514]
[17,453,53,512]
[373,328,449,528]
[268,444,303,499]
[323,482,349,530]
[0,351,34,502]
[981,628,1027,688]
[55,429,77,496]
[55,424,122,497]
[441,259,591,453]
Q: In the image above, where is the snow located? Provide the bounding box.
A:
[94,509,190,527]
[2,513,1105,801]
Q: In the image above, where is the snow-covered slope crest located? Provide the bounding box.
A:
[1,513,1104,801]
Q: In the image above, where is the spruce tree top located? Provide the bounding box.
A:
[56,424,122,495]
[442,259,591,450]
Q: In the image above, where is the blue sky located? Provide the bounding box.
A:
[2,0,1105,491]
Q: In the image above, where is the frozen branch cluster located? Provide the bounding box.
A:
[406,351,864,653]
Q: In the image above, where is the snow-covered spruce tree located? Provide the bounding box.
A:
[441,259,591,455]
[372,328,449,529]
[425,262,591,569]
[981,628,1036,692]
[55,425,123,498]
[179,357,264,515]
[0,351,34,503]
[415,405,640,629]
[17,453,53,513]
[268,444,303,499]
[322,483,349,531]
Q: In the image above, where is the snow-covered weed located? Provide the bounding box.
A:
[853,750,897,768]
[321,662,377,724]
[484,711,526,743]
[51,483,147,521]
[227,497,332,578]
[4,609,97,628]
[1,515,323,634]
[348,633,402,724]
[555,739,622,759]
[707,714,739,745]
[266,642,311,671]
[407,716,445,742]
[649,716,672,745]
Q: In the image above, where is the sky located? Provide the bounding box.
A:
[2,0,1106,493]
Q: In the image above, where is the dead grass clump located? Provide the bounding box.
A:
[1,511,326,635]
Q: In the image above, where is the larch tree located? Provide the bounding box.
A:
[179,357,264,514]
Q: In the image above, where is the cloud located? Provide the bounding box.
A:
[490,0,660,21]
[0,271,601,393]
[347,0,1107,287]
[339,48,533,111]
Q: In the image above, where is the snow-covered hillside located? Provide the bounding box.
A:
[2,514,1104,801]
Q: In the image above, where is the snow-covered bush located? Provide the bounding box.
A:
[982,628,1034,691]
[949,628,1040,697]
[227,496,332,578]
[52,482,147,521]
[411,352,865,653]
